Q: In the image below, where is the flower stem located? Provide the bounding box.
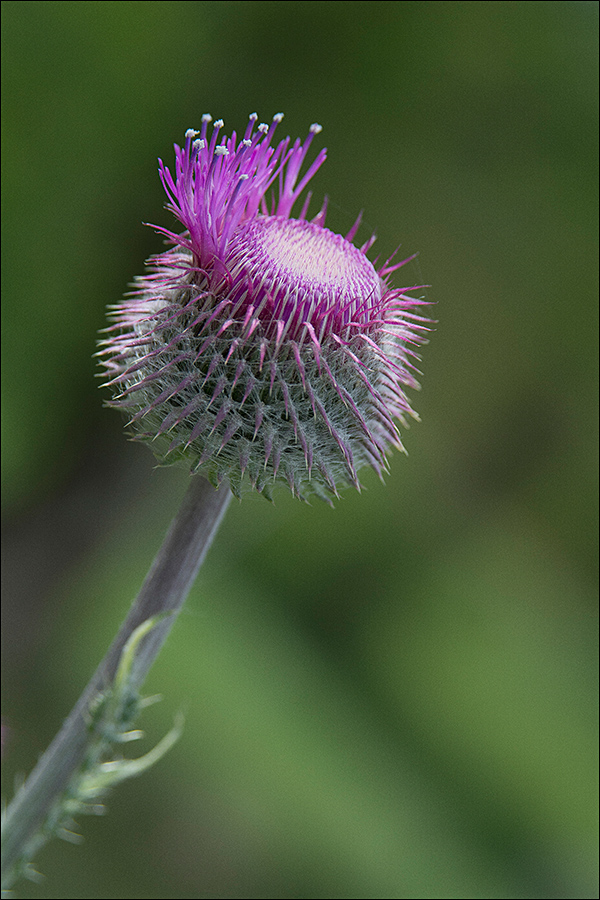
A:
[1,475,232,887]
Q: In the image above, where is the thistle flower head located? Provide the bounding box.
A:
[99,113,429,501]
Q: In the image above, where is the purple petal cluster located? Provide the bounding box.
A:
[100,113,429,501]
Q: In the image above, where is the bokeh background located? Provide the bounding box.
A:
[2,2,598,898]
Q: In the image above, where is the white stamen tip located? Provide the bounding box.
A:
[201,113,212,122]
[214,119,224,129]
[193,139,205,150]
[249,112,258,120]
[242,139,252,147]
[239,174,249,180]
[185,128,199,139]
[273,113,284,122]
[214,145,229,156]
[258,123,269,133]
[310,123,323,134]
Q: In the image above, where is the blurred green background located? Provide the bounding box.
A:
[2,2,597,898]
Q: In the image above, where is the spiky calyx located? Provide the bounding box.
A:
[99,114,429,501]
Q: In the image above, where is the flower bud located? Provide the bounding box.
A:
[99,114,429,501]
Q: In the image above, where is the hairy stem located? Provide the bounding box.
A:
[1,475,232,886]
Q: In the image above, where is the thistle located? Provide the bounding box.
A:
[99,113,428,501]
[2,113,429,892]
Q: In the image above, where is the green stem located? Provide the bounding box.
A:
[1,475,232,887]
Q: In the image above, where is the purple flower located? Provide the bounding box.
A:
[100,113,429,501]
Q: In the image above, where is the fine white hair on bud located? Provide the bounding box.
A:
[99,113,430,501]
